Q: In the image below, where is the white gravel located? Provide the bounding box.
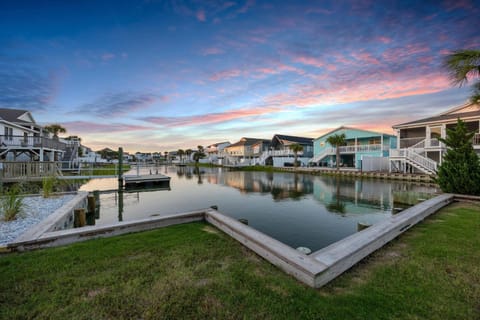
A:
[0,194,76,246]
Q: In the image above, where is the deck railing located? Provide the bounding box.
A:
[473,133,480,146]
[0,161,62,179]
[0,135,67,151]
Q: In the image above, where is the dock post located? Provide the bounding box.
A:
[74,208,86,227]
[118,147,124,189]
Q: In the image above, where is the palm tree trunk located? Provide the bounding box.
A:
[336,148,340,171]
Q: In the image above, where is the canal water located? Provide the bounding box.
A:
[78,165,439,252]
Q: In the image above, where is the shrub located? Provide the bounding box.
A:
[42,176,57,198]
[437,119,480,195]
[1,185,23,221]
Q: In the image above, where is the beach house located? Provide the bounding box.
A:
[311,126,396,171]
[390,101,480,174]
[0,108,67,162]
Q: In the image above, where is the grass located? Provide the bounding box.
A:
[42,176,57,198]
[0,202,479,319]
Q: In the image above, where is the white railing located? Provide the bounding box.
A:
[390,148,437,173]
[309,148,334,163]
[474,133,480,146]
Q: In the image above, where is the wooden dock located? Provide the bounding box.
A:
[123,174,171,187]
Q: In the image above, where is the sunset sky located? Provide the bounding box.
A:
[1,0,479,152]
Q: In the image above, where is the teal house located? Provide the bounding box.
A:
[311,126,397,169]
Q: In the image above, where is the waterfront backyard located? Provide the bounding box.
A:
[1,201,479,319]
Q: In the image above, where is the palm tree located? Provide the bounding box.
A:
[289,143,304,167]
[193,145,205,166]
[326,133,346,171]
[185,149,193,163]
[44,124,66,139]
[177,149,185,164]
[443,49,480,103]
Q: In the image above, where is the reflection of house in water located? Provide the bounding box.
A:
[313,176,394,213]
[216,171,314,200]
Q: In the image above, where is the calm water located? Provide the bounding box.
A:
[79,165,439,252]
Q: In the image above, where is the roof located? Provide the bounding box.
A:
[314,126,395,140]
[393,102,480,128]
[227,137,268,148]
[0,108,32,123]
[272,134,313,145]
[207,141,230,148]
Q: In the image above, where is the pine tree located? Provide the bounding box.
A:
[437,119,480,195]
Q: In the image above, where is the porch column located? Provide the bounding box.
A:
[354,137,357,152]
[426,126,431,147]
[39,148,44,162]
[396,129,400,149]
[380,134,383,153]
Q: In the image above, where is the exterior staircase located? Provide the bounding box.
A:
[389,141,437,175]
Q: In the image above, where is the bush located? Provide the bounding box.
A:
[42,176,57,198]
[1,185,23,221]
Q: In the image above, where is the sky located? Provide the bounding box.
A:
[0,0,479,153]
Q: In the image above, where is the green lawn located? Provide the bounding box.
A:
[1,202,479,319]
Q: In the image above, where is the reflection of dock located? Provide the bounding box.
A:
[124,174,170,187]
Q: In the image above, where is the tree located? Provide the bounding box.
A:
[193,145,205,166]
[177,149,185,164]
[44,124,66,139]
[185,149,193,162]
[289,143,304,167]
[443,49,480,103]
[326,133,346,171]
[437,118,480,195]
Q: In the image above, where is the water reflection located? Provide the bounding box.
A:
[79,165,439,251]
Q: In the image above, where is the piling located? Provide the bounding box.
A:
[118,147,124,189]
[74,208,86,228]
[86,195,96,226]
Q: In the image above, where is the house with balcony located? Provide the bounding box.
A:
[0,108,67,162]
[390,101,480,175]
[311,126,396,170]
[222,137,269,165]
[205,141,231,164]
[256,134,314,167]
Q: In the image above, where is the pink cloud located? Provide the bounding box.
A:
[377,36,392,44]
[351,52,380,65]
[196,9,206,22]
[143,106,281,127]
[263,70,451,109]
[65,121,150,134]
[293,55,324,68]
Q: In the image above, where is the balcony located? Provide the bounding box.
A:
[473,133,480,146]
[338,144,386,153]
[0,135,67,151]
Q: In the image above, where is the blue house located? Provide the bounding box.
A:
[311,126,396,170]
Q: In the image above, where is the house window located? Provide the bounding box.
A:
[4,127,13,140]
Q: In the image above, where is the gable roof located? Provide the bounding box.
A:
[314,126,395,141]
[393,102,480,128]
[0,108,33,124]
[227,137,267,148]
[272,134,313,145]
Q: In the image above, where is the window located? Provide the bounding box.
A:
[4,127,13,140]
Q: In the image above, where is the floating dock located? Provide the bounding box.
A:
[123,174,171,187]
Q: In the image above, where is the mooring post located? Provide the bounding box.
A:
[118,147,124,189]
[86,195,96,226]
[74,208,86,227]
[93,190,100,219]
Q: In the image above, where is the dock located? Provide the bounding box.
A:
[123,174,171,187]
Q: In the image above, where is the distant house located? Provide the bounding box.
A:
[256,134,313,167]
[311,126,396,170]
[205,141,231,163]
[223,137,269,165]
[390,101,480,174]
[0,108,67,162]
